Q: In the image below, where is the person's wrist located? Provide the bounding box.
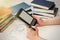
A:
[34,36,42,40]
[34,36,46,40]
[36,36,45,40]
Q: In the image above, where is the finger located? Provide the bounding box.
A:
[32,15,41,20]
[35,24,40,27]
[32,15,43,25]
[25,24,35,32]
[34,27,38,32]
[25,24,31,31]
[25,24,29,28]
[32,26,38,32]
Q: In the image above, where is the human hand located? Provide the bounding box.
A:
[32,15,45,27]
[26,26,45,40]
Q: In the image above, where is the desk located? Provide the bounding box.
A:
[0,0,60,40]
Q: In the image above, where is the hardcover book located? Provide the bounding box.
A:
[32,6,55,14]
[31,0,55,10]
[10,2,31,15]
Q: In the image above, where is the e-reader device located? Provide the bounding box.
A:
[16,8,37,28]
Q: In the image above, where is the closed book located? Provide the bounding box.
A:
[30,11,56,18]
[33,15,52,20]
[32,6,55,14]
[0,12,11,20]
[31,0,55,10]
[0,7,11,20]
[28,8,58,17]
[0,18,14,32]
[10,2,31,15]
[0,14,12,24]
[0,14,13,24]
[28,11,55,18]
[0,15,14,30]
[33,12,55,18]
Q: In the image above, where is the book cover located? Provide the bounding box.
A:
[10,2,31,15]
[31,0,55,9]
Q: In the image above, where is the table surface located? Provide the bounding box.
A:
[0,0,60,40]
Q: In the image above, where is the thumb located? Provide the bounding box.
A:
[32,15,43,25]
[32,26,38,32]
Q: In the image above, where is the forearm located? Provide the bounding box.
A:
[44,16,60,25]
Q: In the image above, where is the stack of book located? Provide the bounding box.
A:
[10,2,58,20]
[0,7,14,32]
[29,0,58,20]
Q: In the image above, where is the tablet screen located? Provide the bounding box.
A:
[19,11,33,24]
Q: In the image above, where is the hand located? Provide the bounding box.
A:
[32,15,60,26]
[32,15,45,27]
[26,26,45,40]
[27,26,39,40]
